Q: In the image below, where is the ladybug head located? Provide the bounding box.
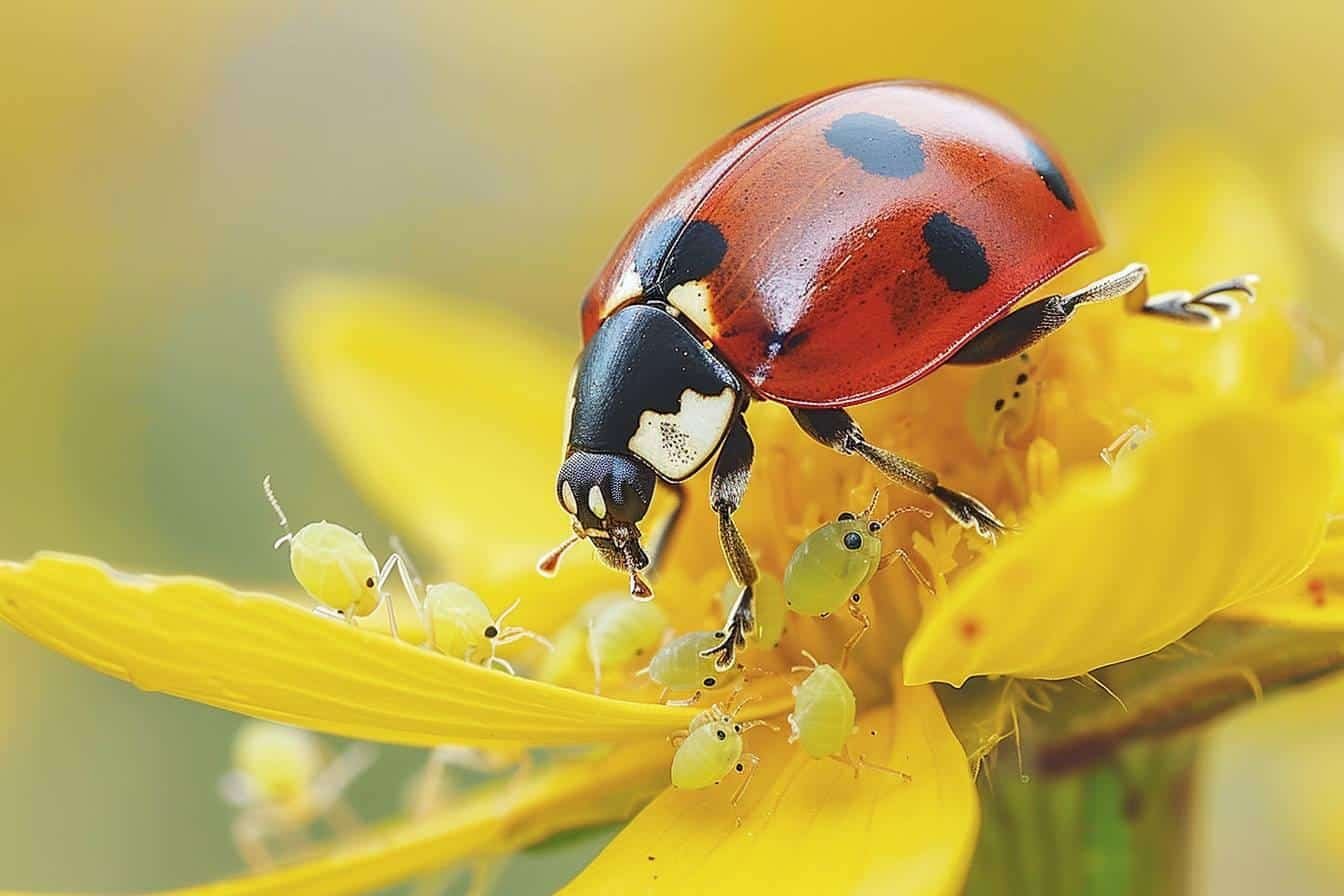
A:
[538,451,657,598]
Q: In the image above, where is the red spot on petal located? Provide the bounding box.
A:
[1307,579,1328,607]
[959,617,981,642]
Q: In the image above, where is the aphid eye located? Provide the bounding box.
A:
[850,593,861,604]
[837,512,856,522]
[703,676,716,687]
[483,625,499,639]
[867,521,881,533]
[715,728,727,741]
[733,724,742,733]
[365,576,375,588]
[735,762,744,772]
[843,532,863,550]
[713,631,725,639]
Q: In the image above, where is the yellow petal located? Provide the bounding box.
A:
[1220,537,1344,629]
[280,278,578,579]
[0,553,697,747]
[563,683,977,896]
[905,403,1341,685]
[0,743,668,896]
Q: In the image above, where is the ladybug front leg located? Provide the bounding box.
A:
[701,414,759,672]
[946,264,1256,365]
[791,407,1007,542]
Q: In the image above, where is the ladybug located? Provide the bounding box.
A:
[538,81,1255,668]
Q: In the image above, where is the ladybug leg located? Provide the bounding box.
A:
[791,407,1007,542]
[642,480,686,581]
[701,415,759,671]
[947,264,1257,366]
[947,264,1149,365]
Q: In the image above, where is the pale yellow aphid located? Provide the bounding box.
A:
[965,350,1040,454]
[587,596,669,692]
[669,697,770,802]
[643,630,742,704]
[424,582,552,675]
[218,721,375,869]
[719,572,786,648]
[787,652,907,780]
[263,476,420,636]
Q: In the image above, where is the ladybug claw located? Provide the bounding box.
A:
[1144,274,1257,329]
[931,485,1007,543]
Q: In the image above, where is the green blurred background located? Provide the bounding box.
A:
[2,1,1342,892]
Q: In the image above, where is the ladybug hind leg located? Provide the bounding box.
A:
[791,407,1007,543]
[946,263,1257,366]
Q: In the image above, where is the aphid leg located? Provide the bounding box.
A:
[878,548,934,593]
[840,594,871,671]
[310,743,377,816]
[484,650,517,676]
[643,480,686,580]
[666,689,702,707]
[668,730,689,748]
[730,753,761,806]
[232,811,275,870]
[843,746,912,782]
[791,407,1006,543]
[702,416,759,671]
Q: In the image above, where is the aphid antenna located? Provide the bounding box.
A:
[492,598,555,651]
[1081,672,1128,712]
[726,691,760,718]
[856,489,882,521]
[874,505,934,529]
[310,743,379,812]
[373,551,429,643]
[790,649,822,673]
[388,535,424,590]
[262,475,294,549]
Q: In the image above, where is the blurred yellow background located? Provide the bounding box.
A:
[2,1,1341,892]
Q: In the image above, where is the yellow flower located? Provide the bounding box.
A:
[1,138,1342,896]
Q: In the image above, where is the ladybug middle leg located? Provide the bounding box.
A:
[791,407,1007,542]
[946,264,1257,365]
[701,414,759,671]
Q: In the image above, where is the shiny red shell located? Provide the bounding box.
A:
[580,81,1102,408]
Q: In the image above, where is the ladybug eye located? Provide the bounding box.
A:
[843,531,863,550]
[837,512,856,521]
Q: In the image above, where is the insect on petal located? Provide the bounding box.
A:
[563,682,977,896]
[0,554,698,747]
[905,403,1342,685]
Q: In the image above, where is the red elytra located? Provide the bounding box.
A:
[580,80,1101,408]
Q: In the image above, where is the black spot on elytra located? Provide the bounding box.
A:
[923,212,991,292]
[824,112,925,179]
[633,218,728,300]
[1026,140,1075,210]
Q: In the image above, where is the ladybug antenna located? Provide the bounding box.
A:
[537,531,582,577]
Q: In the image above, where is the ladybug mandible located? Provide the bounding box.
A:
[538,81,1256,669]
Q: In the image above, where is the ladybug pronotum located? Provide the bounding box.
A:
[538,80,1257,669]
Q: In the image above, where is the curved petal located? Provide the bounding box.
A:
[0,743,668,896]
[563,683,977,896]
[1220,537,1344,629]
[905,403,1341,685]
[0,554,698,747]
[280,278,579,578]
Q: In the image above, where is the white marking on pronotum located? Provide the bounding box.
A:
[628,386,737,481]
[588,485,607,519]
[666,280,717,337]
[560,480,579,515]
[609,265,643,307]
